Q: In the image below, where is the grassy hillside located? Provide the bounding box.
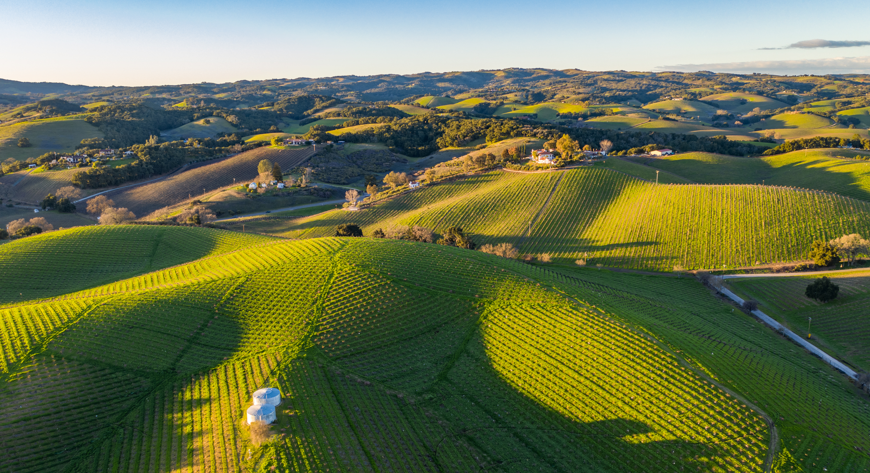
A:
[0,119,102,161]
[238,168,870,271]
[632,119,729,136]
[628,150,870,201]
[728,271,870,373]
[642,99,718,119]
[434,97,487,112]
[497,102,588,121]
[282,118,347,134]
[109,147,315,218]
[1,236,778,472]
[701,93,788,114]
[160,116,237,140]
[0,225,272,305]
[7,167,94,204]
[414,96,459,107]
[390,104,431,115]
[758,112,833,129]
[327,123,387,135]
[585,115,650,130]
[838,106,870,127]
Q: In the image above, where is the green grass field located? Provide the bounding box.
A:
[3,227,869,472]
[282,118,347,135]
[585,115,650,130]
[757,113,833,129]
[389,104,430,115]
[701,93,788,114]
[632,119,729,136]
[0,119,103,161]
[263,167,870,271]
[838,106,870,127]
[327,123,387,135]
[642,99,719,119]
[244,132,293,143]
[160,116,238,140]
[497,102,589,121]
[414,96,459,107]
[728,271,870,373]
[629,149,870,201]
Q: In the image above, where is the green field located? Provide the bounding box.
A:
[263,167,870,271]
[244,132,293,143]
[585,115,650,130]
[701,93,788,114]
[838,106,870,127]
[389,104,430,115]
[0,119,103,161]
[282,118,347,134]
[757,113,833,129]
[497,102,589,121]
[643,99,719,119]
[3,227,869,472]
[327,123,387,135]
[728,271,870,373]
[160,116,238,140]
[628,149,870,201]
[414,96,459,107]
[633,119,729,136]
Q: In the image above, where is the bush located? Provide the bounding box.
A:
[0,229,8,240]
[249,420,271,446]
[100,207,136,225]
[335,224,363,237]
[480,243,519,259]
[805,276,839,303]
[56,197,76,213]
[14,225,42,237]
[539,253,552,263]
[742,300,759,313]
[436,226,475,249]
[809,240,840,267]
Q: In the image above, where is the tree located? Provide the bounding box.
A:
[203,118,211,125]
[271,136,281,147]
[0,229,7,240]
[56,197,76,213]
[28,217,54,232]
[257,159,274,175]
[366,184,378,200]
[383,171,409,189]
[14,225,42,237]
[742,300,759,313]
[830,234,869,265]
[809,239,840,267]
[176,207,215,225]
[335,223,363,237]
[556,134,578,160]
[271,163,283,182]
[599,139,614,155]
[424,168,436,183]
[249,420,271,446]
[17,137,31,148]
[6,218,27,235]
[410,225,434,243]
[544,139,557,149]
[146,135,159,146]
[55,186,82,200]
[364,174,378,187]
[806,276,839,302]
[345,189,360,207]
[40,194,58,210]
[480,243,519,258]
[100,207,136,225]
[373,228,385,238]
[87,195,115,215]
[437,226,475,249]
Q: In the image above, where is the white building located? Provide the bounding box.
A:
[277,183,286,189]
[248,182,257,190]
[531,149,556,164]
[650,149,674,156]
[246,404,276,425]
[409,181,420,189]
[253,387,282,406]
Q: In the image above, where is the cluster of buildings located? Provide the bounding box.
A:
[245,387,281,425]
[56,149,135,166]
[529,148,607,165]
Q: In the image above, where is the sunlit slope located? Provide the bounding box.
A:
[268,168,870,270]
[552,267,870,473]
[0,237,770,472]
[630,150,870,201]
[0,225,274,305]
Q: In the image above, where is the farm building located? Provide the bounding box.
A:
[650,149,674,156]
[277,183,286,189]
[284,138,306,146]
[246,404,276,425]
[409,181,420,189]
[248,182,257,190]
[253,387,282,406]
[531,149,556,164]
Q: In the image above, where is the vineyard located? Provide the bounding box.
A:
[108,146,315,218]
[0,225,273,305]
[546,265,870,473]
[262,167,870,271]
[728,271,870,373]
[11,231,857,471]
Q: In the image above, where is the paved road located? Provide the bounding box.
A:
[215,199,347,222]
[720,288,857,380]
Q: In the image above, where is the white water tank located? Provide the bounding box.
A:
[246,404,276,425]
[252,387,281,406]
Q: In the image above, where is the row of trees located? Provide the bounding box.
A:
[335,224,476,249]
[809,234,869,267]
[763,135,870,155]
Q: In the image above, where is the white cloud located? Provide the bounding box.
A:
[760,39,870,50]
[657,57,870,75]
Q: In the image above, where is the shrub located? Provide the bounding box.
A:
[0,229,7,240]
[56,197,76,213]
[100,207,136,225]
[539,253,552,263]
[87,196,115,215]
[809,240,840,267]
[249,421,271,446]
[15,225,42,237]
[742,300,759,313]
[805,276,839,303]
[335,224,363,237]
[372,228,385,238]
[575,259,587,266]
[480,243,519,259]
[436,226,475,249]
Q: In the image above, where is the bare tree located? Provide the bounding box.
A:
[480,243,519,259]
[100,207,136,225]
[28,217,54,232]
[55,186,82,200]
[575,259,587,266]
[742,300,759,313]
[345,189,360,208]
[176,207,215,225]
[87,196,115,215]
[383,171,409,189]
[830,234,869,265]
[411,225,434,243]
[5,219,26,235]
[599,139,613,155]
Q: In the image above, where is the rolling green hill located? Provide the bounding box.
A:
[0,119,103,161]
[497,102,588,121]
[626,149,870,201]
[758,113,833,129]
[0,225,272,305]
[642,99,719,119]
[414,96,459,108]
[3,229,869,472]
[434,97,487,112]
[701,93,788,114]
[227,167,870,271]
[160,116,238,140]
[838,106,870,127]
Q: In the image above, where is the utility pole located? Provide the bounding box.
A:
[656,170,659,185]
[808,316,812,339]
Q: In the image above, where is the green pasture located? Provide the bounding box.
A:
[160,116,238,140]
[0,119,103,161]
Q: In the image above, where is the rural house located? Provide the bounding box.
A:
[531,149,556,164]
[650,149,674,156]
[284,138,306,146]
[409,181,420,189]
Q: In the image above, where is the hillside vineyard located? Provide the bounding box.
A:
[278,168,870,271]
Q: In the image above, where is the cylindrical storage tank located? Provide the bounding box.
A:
[252,387,281,406]
[246,404,276,425]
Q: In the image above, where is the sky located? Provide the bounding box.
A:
[3,0,870,86]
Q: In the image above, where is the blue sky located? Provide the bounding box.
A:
[3,0,870,86]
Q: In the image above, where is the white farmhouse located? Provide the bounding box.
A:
[650,149,674,156]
